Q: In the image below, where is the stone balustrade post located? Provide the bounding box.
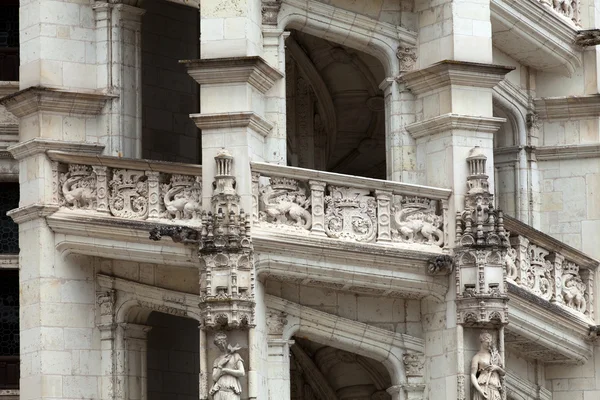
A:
[580,268,595,319]
[145,171,160,219]
[309,180,327,236]
[252,172,261,223]
[94,166,111,214]
[375,190,392,243]
[548,252,565,305]
[511,235,530,286]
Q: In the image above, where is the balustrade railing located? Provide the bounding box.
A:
[47,151,202,224]
[251,162,452,251]
[504,216,596,320]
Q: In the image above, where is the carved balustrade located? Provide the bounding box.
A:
[47,151,203,225]
[504,216,597,321]
[535,0,580,26]
[251,162,452,251]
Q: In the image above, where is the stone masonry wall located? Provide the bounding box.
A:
[141,0,200,164]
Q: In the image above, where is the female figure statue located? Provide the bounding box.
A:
[471,331,505,400]
[210,331,245,400]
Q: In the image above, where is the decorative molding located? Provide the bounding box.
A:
[0,86,116,118]
[406,114,506,139]
[0,81,19,98]
[8,139,104,160]
[401,61,514,95]
[190,112,273,137]
[181,56,283,94]
[535,144,600,161]
[490,0,581,76]
[7,204,60,224]
[534,95,600,120]
[279,0,417,75]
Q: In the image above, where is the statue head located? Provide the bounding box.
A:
[214,331,228,352]
[479,331,493,351]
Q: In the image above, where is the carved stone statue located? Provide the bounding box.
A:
[471,331,505,400]
[210,331,245,400]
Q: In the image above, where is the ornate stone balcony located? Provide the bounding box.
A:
[47,150,202,225]
[505,215,596,322]
[251,162,452,253]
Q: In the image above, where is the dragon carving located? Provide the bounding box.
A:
[162,175,202,220]
[392,197,443,246]
[59,164,97,209]
[259,178,312,229]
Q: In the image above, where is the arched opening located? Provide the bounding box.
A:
[290,337,392,399]
[285,30,387,179]
[146,312,200,400]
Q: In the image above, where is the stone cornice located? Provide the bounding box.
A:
[0,86,116,118]
[406,114,506,139]
[535,144,600,161]
[402,61,514,95]
[490,0,581,76]
[534,95,600,119]
[46,150,203,176]
[7,204,59,224]
[8,138,105,160]
[504,215,599,270]
[190,112,273,137]
[0,81,19,98]
[181,56,283,94]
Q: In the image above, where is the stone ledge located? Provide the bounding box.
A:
[534,94,600,119]
[405,114,506,139]
[8,138,105,160]
[491,0,581,76]
[535,143,600,161]
[0,254,18,269]
[0,86,117,118]
[0,81,19,98]
[181,56,283,94]
[7,204,60,224]
[508,282,593,364]
[402,60,514,95]
[190,112,274,137]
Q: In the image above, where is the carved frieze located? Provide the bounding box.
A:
[325,186,377,242]
[55,161,202,223]
[562,262,587,314]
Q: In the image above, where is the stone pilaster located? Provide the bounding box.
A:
[122,324,152,400]
[94,1,145,158]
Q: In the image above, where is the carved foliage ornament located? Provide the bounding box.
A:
[261,0,282,25]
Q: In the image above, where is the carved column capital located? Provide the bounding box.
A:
[266,310,288,338]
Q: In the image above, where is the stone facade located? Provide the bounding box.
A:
[1,0,600,399]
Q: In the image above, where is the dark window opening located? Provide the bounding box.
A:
[0,183,19,254]
[0,269,19,389]
[0,3,19,81]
